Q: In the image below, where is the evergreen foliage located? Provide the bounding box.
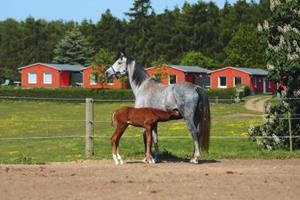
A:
[53,28,94,66]
[0,0,271,81]
[180,51,216,69]
[224,24,266,68]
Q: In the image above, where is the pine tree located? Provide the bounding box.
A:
[125,0,154,66]
[53,28,94,66]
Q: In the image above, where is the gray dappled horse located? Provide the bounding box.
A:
[105,53,211,163]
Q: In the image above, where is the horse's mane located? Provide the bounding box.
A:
[128,58,148,87]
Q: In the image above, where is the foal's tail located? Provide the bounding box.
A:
[196,87,211,152]
[111,112,116,127]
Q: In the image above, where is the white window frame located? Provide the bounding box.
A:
[28,72,37,84]
[218,76,227,88]
[43,72,52,84]
[89,73,97,85]
[233,76,242,87]
[169,74,177,84]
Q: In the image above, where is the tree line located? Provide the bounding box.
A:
[0,0,271,82]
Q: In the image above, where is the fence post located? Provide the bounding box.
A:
[85,98,94,158]
[215,96,219,104]
[288,111,293,152]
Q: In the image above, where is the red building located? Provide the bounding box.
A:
[18,63,127,89]
[82,66,127,89]
[19,63,84,88]
[146,65,211,88]
[209,67,277,94]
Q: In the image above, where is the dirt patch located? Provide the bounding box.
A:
[1,159,300,200]
[245,96,271,112]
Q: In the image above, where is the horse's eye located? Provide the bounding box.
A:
[118,62,122,65]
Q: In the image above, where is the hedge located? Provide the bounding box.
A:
[0,87,235,101]
[0,87,135,100]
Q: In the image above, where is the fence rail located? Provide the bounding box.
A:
[0,96,299,161]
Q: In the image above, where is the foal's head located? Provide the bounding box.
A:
[168,109,182,120]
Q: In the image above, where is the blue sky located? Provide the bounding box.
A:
[0,0,241,22]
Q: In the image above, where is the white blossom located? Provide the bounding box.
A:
[258,24,263,32]
[287,53,299,60]
[270,0,282,11]
[267,64,275,70]
[272,134,281,144]
[263,20,269,30]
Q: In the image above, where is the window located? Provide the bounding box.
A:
[43,72,52,84]
[254,78,257,88]
[90,73,97,85]
[234,76,242,86]
[106,77,114,85]
[28,72,37,84]
[218,76,227,88]
[169,75,176,84]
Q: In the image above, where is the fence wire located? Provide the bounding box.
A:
[0,96,299,163]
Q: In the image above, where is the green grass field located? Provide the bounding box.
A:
[0,99,299,164]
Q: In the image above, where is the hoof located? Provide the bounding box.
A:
[190,158,199,164]
[113,154,124,165]
[142,157,156,164]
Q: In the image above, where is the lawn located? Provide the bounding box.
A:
[0,99,299,164]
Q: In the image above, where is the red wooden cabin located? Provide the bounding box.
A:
[18,63,84,88]
[146,65,211,88]
[209,67,277,94]
[82,66,127,89]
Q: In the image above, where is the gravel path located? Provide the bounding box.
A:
[1,159,300,200]
[245,96,272,112]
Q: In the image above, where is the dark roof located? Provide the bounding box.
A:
[210,67,268,76]
[146,65,211,73]
[234,67,268,75]
[18,63,84,72]
[171,65,211,73]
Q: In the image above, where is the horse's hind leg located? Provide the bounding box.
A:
[152,123,159,162]
[186,117,200,164]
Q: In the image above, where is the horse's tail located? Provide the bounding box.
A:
[196,87,211,152]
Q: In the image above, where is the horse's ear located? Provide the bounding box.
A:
[120,51,126,58]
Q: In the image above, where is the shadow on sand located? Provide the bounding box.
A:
[125,150,219,165]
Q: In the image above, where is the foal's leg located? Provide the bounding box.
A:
[115,124,128,164]
[143,124,159,163]
[144,125,155,164]
[111,123,127,165]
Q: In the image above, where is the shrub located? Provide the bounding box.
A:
[0,87,135,100]
[234,85,251,102]
[248,100,300,150]
[205,88,236,100]
[0,87,236,101]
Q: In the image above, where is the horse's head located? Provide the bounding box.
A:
[105,52,129,79]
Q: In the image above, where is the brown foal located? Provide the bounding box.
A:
[111,107,182,165]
